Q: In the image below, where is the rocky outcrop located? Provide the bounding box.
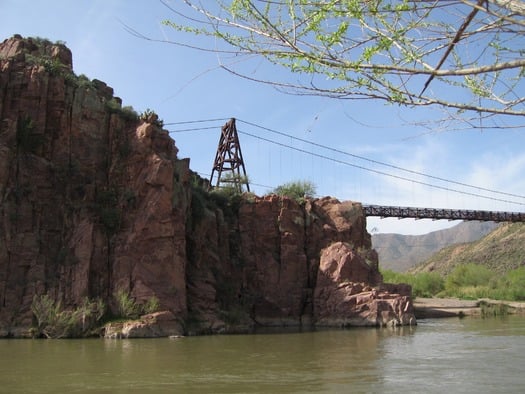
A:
[0,35,188,337]
[104,311,182,338]
[0,35,415,337]
[314,242,414,326]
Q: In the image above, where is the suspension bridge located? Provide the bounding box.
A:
[362,205,525,222]
[168,118,525,224]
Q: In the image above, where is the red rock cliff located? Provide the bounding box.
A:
[0,36,414,337]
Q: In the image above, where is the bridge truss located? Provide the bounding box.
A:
[363,205,525,222]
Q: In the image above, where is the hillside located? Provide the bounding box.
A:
[372,221,499,272]
[411,222,525,276]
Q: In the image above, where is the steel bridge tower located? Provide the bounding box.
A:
[209,118,250,193]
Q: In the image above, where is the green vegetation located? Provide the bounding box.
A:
[121,106,139,121]
[490,267,525,301]
[114,289,142,319]
[114,288,160,320]
[382,270,444,298]
[23,38,68,77]
[212,173,251,195]
[94,187,140,235]
[166,2,525,126]
[384,223,525,302]
[16,115,44,153]
[143,296,161,315]
[21,37,139,124]
[188,173,251,226]
[209,183,251,216]
[31,294,105,338]
[479,300,510,317]
[140,108,164,128]
[76,73,95,89]
[382,265,525,302]
[105,99,139,122]
[442,263,493,299]
[271,180,316,203]
[188,175,209,225]
[31,290,162,338]
[95,188,121,235]
[25,53,64,76]
[413,223,525,276]
[28,36,65,47]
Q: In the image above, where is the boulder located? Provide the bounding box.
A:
[314,242,416,327]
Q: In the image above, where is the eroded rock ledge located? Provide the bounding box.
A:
[0,35,414,338]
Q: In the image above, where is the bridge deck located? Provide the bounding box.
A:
[363,205,525,222]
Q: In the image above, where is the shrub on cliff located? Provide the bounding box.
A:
[25,53,64,76]
[139,108,164,128]
[95,188,121,235]
[105,98,138,122]
[272,180,316,204]
[115,289,142,319]
[143,296,161,314]
[114,289,160,319]
[31,295,105,338]
[16,115,44,153]
[188,173,251,226]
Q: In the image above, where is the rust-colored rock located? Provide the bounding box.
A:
[104,311,183,338]
[237,195,309,326]
[0,35,188,335]
[314,242,415,326]
[0,36,415,337]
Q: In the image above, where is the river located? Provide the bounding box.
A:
[1,316,524,393]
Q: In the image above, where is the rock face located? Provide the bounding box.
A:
[0,36,415,337]
[314,242,414,326]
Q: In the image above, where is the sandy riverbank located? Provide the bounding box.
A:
[413,297,525,319]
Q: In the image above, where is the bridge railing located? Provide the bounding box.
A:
[362,205,525,222]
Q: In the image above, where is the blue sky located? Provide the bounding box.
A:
[2,0,524,235]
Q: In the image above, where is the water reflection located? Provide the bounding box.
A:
[0,317,523,393]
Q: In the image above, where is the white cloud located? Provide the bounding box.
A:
[336,138,525,235]
[468,152,525,200]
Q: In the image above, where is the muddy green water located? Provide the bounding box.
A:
[1,317,524,393]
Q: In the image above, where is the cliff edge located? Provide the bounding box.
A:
[0,35,414,337]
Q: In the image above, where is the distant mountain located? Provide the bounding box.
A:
[411,222,525,275]
[372,221,499,272]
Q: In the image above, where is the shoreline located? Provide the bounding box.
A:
[413,297,525,318]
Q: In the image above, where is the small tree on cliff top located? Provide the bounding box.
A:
[272,180,317,203]
[161,0,525,129]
